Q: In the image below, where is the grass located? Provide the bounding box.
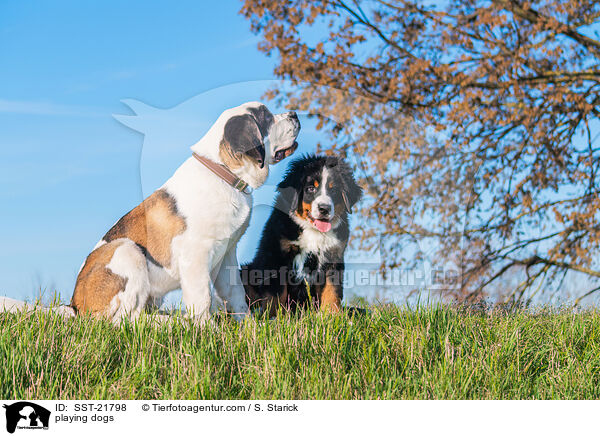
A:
[1,304,600,399]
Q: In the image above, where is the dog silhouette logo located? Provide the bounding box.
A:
[2,402,50,433]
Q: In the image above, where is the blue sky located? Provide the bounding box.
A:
[0,1,320,301]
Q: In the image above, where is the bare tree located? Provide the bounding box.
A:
[241,0,600,303]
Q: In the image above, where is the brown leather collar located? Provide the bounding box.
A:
[192,152,252,194]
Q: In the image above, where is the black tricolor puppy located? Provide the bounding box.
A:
[241,154,362,315]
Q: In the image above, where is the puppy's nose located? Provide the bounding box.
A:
[317,203,331,216]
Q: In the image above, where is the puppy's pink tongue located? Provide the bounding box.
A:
[314,219,332,233]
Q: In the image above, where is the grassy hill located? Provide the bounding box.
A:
[1,305,600,399]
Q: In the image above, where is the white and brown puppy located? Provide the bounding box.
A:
[71,102,300,323]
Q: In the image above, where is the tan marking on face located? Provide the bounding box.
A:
[71,240,128,315]
[102,189,186,268]
[295,200,312,221]
[219,139,245,170]
[219,139,263,171]
[314,180,319,187]
[319,277,342,312]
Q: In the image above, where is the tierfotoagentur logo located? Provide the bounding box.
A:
[2,402,50,433]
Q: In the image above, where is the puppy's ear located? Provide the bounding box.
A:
[278,184,299,212]
[278,157,309,213]
[248,105,274,138]
[290,189,299,212]
[223,114,265,168]
[278,171,301,213]
[340,162,363,214]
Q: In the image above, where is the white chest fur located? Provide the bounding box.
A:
[164,158,253,241]
[291,221,341,275]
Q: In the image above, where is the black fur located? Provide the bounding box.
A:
[248,104,275,138]
[223,113,266,168]
[241,154,362,313]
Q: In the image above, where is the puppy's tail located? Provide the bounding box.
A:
[0,296,76,318]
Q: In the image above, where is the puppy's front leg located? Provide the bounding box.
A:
[179,255,212,324]
[213,248,249,321]
[319,267,344,312]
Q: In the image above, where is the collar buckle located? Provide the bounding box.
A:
[233,179,251,194]
[192,152,254,195]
